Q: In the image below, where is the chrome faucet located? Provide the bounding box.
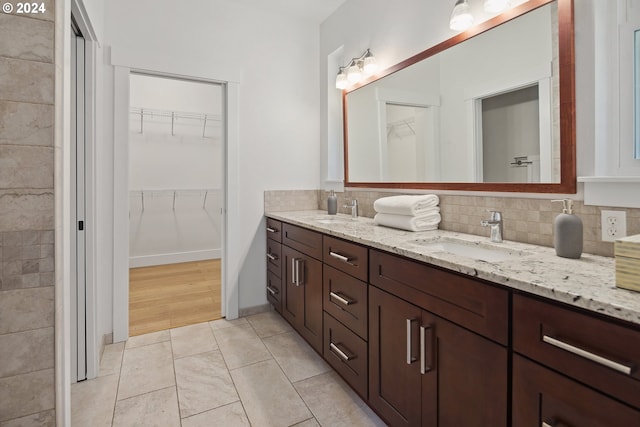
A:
[481,211,503,243]
[344,199,358,219]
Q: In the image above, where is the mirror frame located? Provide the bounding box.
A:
[343,0,575,193]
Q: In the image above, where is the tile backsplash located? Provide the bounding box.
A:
[265,189,640,258]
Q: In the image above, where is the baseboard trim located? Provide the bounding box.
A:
[129,249,221,268]
[239,303,272,318]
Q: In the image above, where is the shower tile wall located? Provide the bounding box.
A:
[265,190,640,258]
[0,6,56,426]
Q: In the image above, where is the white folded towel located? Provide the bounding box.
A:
[374,212,441,232]
[373,195,439,216]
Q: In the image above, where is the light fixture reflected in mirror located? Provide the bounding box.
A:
[450,0,474,31]
[450,0,516,31]
[484,0,510,13]
[335,49,377,89]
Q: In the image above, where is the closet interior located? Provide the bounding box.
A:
[128,73,224,336]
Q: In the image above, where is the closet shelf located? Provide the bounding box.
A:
[130,188,220,211]
[130,107,221,138]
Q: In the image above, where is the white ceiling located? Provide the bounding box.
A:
[233,0,348,24]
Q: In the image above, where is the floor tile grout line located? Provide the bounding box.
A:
[110,339,126,426]
[246,315,322,426]
[168,329,184,426]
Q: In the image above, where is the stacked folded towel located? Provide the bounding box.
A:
[373,195,441,232]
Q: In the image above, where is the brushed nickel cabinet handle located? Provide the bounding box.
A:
[291,258,298,285]
[266,285,278,296]
[296,259,305,286]
[329,251,351,263]
[420,325,433,374]
[329,291,354,306]
[330,342,354,361]
[406,318,418,364]
[266,227,278,233]
[542,422,553,427]
[267,253,278,261]
[542,335,633,375]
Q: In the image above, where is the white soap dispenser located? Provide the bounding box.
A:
[551,199,583,259]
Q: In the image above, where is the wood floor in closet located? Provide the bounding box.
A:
[129,259,222,336]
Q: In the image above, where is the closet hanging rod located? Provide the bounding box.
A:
[130,107,222,122]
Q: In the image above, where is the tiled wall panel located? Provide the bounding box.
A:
[0,8,56,425]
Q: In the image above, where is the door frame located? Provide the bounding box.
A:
[111,59,240,342]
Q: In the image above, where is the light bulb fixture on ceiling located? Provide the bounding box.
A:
[335,49,378,90]
[449,0,474,31]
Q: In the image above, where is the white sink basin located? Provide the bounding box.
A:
[313,215,349,224]
[411,238,531,263]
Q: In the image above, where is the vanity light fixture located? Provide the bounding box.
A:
[335,49,378,90]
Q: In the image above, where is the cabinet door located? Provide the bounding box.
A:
[513,354,640,427]
[421,312,508,427]
[282,245,323,353]
[369,286,422,427]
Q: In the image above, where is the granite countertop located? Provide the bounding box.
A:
[266,210,640,326]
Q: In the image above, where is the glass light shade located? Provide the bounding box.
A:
[335,71,348,90]
[363,55,377,75]
[484,0,509,13]
[450,0,474,31]
[347,63,362,83]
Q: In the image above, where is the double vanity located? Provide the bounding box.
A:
[265,210,640,426]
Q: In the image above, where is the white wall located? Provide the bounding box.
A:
[320,0,598,188]
[97,0,321,337]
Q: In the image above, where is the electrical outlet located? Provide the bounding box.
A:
[601,210,627,242]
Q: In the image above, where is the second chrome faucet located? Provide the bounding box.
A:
[481,210,503,242]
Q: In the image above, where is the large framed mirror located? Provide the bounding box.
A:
[343,0,575,193]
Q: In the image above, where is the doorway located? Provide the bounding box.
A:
[127,73,224,336]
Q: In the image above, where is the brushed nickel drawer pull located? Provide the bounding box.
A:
[542,422,553,427]
[407,318,418,364]
[266,227,278,233]
[329,291,354,306]
[267,253,278,261]
[542,335,633,375]
[329,251,351,263]
[330,342,354,361]
[266,285,278,296]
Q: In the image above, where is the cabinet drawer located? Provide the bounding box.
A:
[513,354,640,426]
[266,240,282,277]
[266,218,282,242]
[513,294,640,409]
[323,236,368,282]
[282,223,322,260]
[266,270,282,312]
[324,312,368,399]
[323,265,367,340]
[369,249,509,345]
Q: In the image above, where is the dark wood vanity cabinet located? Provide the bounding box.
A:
[266,218,283,311]
[512,294,640,426]
[266,216,640,427]
[368,249,509,427]
[281,224,323,353]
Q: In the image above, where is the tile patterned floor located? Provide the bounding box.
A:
[71,310,386,426]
